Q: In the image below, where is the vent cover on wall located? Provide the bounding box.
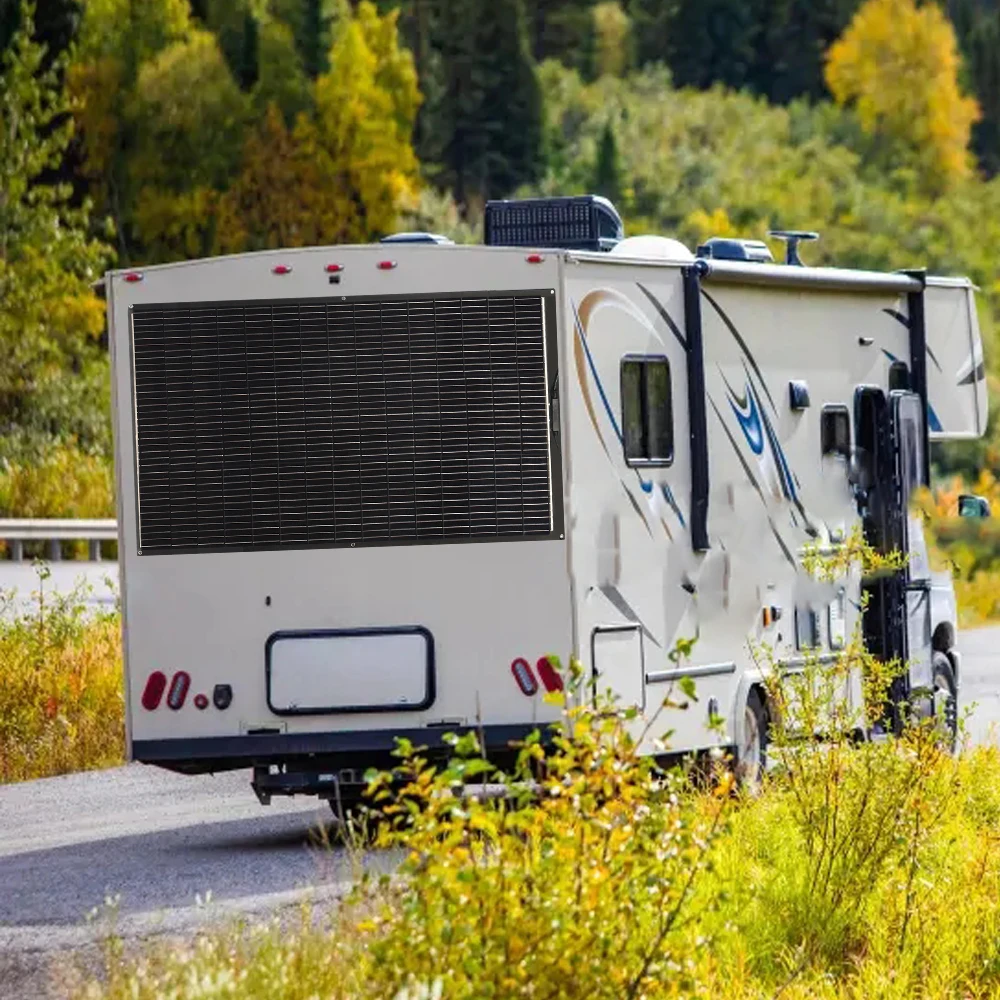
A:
[130,291,560,554]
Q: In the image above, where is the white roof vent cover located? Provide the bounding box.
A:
[610,235,694,262]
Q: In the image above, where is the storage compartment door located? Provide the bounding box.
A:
[591,625,644,710]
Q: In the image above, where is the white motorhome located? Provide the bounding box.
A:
[106,196,987,807]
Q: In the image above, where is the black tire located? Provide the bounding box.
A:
[737,688,770,788]
[932,651,958,752]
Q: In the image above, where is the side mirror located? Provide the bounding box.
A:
[958,493,991,519]
[848,452,873,492]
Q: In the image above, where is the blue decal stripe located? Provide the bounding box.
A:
[728,387,765,455]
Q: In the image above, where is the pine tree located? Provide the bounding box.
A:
[592,119,622,202]
[425,0,543,206]
[658,0,758,90]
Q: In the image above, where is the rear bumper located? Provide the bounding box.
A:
[132,723,543,775]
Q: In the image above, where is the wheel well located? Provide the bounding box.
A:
[932,622,955,654]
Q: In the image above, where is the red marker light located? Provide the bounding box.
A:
[536,656,564,693]
[124,271,143,283]
[511,658,539,696]
[193,693,209,710]
[376,260,397,270]
[526,253,544,264]
[325,263,344,273]
[272,264,292,275]
[166,671,191,710]
[141,671,167,710]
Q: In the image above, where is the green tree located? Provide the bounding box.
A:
[592,119,622,201]
[424,0,543,206]
[253,15,312,122]
[219,1,421,251]
[0,3,112,460]
[68,0,192,260]
[129,29,249,260]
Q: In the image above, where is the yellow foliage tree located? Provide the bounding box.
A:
[825,0,980,190]
[592,1,632,79]
[218,1,421,252]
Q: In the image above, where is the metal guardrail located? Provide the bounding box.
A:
[0,519,118,562]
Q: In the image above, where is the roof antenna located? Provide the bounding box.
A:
[768,230,819,266]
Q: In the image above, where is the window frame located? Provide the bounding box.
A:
[620,354,675,468]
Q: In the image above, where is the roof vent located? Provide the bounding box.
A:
[380,232,454,245]
[484,194,623,252]
[768,230,819,266]
[696,237,773,264]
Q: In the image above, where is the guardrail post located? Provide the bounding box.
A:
[10,539,23,562]
[89,539,101,561]
[48,539,61,561]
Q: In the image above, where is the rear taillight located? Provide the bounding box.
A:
[193,693,209,710]
[166,671,191,710]
[535,656,564,693]
[511,658,538,696]
[141,671,167,710]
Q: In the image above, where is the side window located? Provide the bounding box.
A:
[820,405,850,460]
[621,356,673,466]
[888,361,910,392]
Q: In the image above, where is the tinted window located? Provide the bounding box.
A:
[621,357,673,466]
[821,406,850,460]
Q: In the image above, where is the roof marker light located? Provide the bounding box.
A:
[124,271,144,283]
[536,656,564,693]
[511,658,539,696]
[376,260,397,270]
[325,263,344,273]
[166,670,191,710]
[526,253,544,264]
[141,671,167,710]
[272,264,293,275]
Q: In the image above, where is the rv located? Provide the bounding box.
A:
[106,196,987,807]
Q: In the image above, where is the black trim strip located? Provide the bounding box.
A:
[265,626,435,716]
[132,723,543,763]
[683,266,710,552]
[700,288,777,412]
[903,271,931,486]
[635,282,687,350]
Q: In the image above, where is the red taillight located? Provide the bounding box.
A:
[511,658,538,696]
[193,693,209,710]
[376,260,397,270]
[141,671,167,710]
[526,253,544,264]
[124,271,143,283]
[272,263,292,275]
[166,671,191,710]
[325,263,344,273]
[536,656,564,693]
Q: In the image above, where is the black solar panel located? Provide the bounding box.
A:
[130,291,560,554]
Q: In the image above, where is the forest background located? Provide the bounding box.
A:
[1,0,999,541]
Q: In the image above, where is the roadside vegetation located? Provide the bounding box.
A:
[0,570,123,783]
[81,666,1000,999]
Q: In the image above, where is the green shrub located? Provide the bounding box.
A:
[0,567,123,783]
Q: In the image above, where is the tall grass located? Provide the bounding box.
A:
[0,567,124,783]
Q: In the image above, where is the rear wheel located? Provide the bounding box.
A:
[737,688,770,788]
[932,651,958,752]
